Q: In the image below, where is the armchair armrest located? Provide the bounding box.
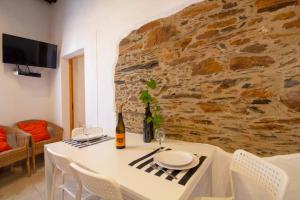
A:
[0,126,30,148]
[15,129,31,148]
[11,125,32,147]
[47,121,63,140]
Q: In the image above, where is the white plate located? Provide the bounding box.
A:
[72,133,102,142]
[154,150,194,167]
[154,154,199,170]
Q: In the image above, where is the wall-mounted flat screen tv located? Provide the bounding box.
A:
[2,33,57,69]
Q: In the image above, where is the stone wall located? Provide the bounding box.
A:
[115,0,300,156]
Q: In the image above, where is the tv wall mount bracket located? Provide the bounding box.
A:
[15,65,41,78]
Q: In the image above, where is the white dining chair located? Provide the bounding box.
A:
[86,127,103,135]
[46,148,91,200]
[71,127,103,139]
[193,149,289,200]
[70,162,123,200]
[71,127,84,139]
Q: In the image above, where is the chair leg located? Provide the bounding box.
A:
[26,157,31,177]
[75,184,82,200]
[51,167,58,200]
[10,163,14,171]
[32,154,36,173]
[62,173,65,200]
[31,144,36,173]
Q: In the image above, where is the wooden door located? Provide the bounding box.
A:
[69,55,85,133]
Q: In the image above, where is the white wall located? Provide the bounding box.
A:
[0,0,56,125]
[51,0,202,136]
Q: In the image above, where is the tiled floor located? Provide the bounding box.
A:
[0,156,46,200]
[0,156,71,200]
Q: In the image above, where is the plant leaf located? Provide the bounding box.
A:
[146,117,153,124]
[139,90,152,104]
[147,79,157,89]
[152,113,163,128]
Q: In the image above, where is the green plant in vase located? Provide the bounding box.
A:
[139,79,164,144]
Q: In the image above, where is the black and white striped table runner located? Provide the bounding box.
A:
[63,135,114,148]
[129,147,207,186]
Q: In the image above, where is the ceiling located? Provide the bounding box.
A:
[44,0,57,4]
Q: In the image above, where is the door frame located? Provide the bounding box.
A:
[61,48,84,139]
[68,54,85,133]
[69,59,74,132]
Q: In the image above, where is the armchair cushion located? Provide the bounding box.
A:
[18,120,50,142]
[0,127,6,142]
[0,128,12,152]
[0,142,12,152]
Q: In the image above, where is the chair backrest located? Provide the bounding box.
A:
[70,162,123,200]
[46,147,73,175]
[230,150,289,200]
[71,128,84,139]
[71,127,103,139]
[86,127,103,135]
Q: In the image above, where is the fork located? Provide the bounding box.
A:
[150,162,178,180]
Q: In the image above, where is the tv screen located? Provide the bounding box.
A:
[2,34,57,69]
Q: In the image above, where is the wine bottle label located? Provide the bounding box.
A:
[116,133,125,147]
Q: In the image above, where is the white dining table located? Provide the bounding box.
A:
[45,133,216,200]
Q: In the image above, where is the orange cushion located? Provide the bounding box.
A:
[0,127,12,152]
[18,120,50,142]
[0,127,6,142]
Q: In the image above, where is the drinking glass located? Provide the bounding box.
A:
[154,129,165,148]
